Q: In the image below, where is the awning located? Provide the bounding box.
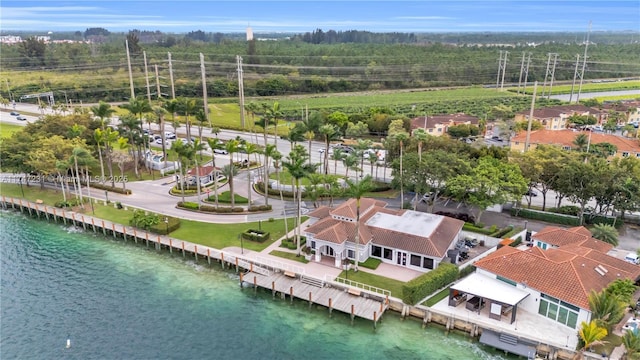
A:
[479,329,537,358]
[451,272,529,306]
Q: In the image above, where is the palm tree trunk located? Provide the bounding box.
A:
[277,167,289,239]
[74,157,85,208]
[97,146,105,184]
[58,172,67,202]
[105,142,115,188]
[296,178,302,256]
[214,169,220,209]
[229,154,235,208]
[195,159,202,209]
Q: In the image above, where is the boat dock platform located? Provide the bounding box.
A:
[242,270,390,326]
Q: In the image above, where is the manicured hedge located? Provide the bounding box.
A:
[458,265,476,279]
[510,208,581,226]
[87,182,132,195]
[242,229,270,242]
[402,263,459,305]
[177,201,245,213]
[248,205,272,212]
[462,223,494,235]
[149,216,181,235]
[584,214,623,228]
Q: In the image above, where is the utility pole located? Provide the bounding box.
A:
[517,52,531,95]
[524,82,538,153]
[569,54,581,103]
[496,50,509,90]
[541,53,558,99]
[125,39,135,99]
[143,51,151,103]
[5,79,12,101]
[237,55,246,129]
[576,21,592,103]
[500,51,509,91]
[167,52,176,99]
[200,53,210,127]
[155,65,161,100]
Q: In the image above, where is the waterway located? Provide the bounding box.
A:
[0,211,518,359]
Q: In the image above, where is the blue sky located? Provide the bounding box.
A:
[1,1,639,33]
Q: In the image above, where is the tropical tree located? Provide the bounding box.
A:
[262,143,278,206]
[178,97,198,141]
[282,144,317,256]
[304,130,315,165]
[622,329,640,360]
[103,127,120,187]
[344,175,374,272]
[191,139,205,208]
[266,102,282,147]
[319,124,338,174]
[90,101,116,128]
[331,148,344,175]
[412,128,428,161]
[93,128,107,183]
[394,131,409,208]
[112,137,131,191]
[153,106,168,168]
[590,223,619,246]
[573,133,590,152]
[224,139,241,207]
[588,289,626,332]
[271,150,289,237]
[118,114,143,178]
[120,97,152,151]
[605,279,637,304]
[575,320,607,359]
[342,153,359,179]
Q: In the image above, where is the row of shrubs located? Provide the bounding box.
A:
[280,236,307,250]
[88,182,132,195]
[402,263,458,305]
[54,198,84,208]
[177,201,272,213]
[435,211,476,224]
[510,208,581,226]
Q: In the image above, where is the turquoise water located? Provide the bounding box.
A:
[0,211,517,359]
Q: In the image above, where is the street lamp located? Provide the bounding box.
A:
[104,190,109,204]
[164,217,169,235]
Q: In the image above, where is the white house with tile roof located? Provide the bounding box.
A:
[305,198,464,270]
[472,226,640,330]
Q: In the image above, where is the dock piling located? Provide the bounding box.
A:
[329,298,333,317]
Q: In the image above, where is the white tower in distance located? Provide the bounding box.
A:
[246,25,253,41]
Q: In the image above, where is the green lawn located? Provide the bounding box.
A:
[0,121,25,139]
[269,250,310,264]
[422,287,450,307]
[337,269,405,298]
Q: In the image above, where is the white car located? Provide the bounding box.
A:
[164,131,176,139]
[155,138,164,145]
[213,148,229,155]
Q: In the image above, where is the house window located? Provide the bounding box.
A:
[371,245,382,258]
[636,153,640,158]
[623,152,630,157]
[562,146,571,151]
[515,142,520,145]
[410,254,421,267]
[437,128,442,132]
[383,248,393,260]
[422,258,434,269]
[428,129,433,133]
[538,294,579,328]
[347,249,355,259]
[310,241,316,249]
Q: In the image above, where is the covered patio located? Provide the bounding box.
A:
[448,272,529,324]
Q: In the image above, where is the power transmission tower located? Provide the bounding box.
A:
[167,52,176,99]
[496,50,509,90]
[517,52,532,95]
[576,21,592,103]
[541,53,559,99]
[125,39,135,99]
[200,53,210,127]
[237,55,246,129]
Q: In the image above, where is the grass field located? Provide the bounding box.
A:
[337,269,405,298]
[515,80,640,96]
[0,122,24,138]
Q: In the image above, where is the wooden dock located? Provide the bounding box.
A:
[1,196,389,327]
[242,270,389,326]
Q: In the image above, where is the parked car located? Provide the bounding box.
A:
[154,138,164,145]
[420,192,434,203]
[464,236,478,248]
[164,131,176,139]
[213,148,228,155]
[16,116,27,121]
[524,189,538,197]
[10,111,19,116]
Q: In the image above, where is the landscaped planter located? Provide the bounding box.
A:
[242,229,270,242]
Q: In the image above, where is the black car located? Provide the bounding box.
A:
[524,189,538,197]
[10,111,19,116]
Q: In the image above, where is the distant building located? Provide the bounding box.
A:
[510,129,640,159]
[246,26,254,41]
[410,113,479,137]
[0,35,22,44]
[514,105,607,130]
[601,100,640,125]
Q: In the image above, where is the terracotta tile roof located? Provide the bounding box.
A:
[307,206,331,219]
[410,113,479,130]
[532,226,592,247]
[511,129,640,154]
[516,104,596,118]
[475,238,640,310]
[305,198,463,258]
[329,198,387,219]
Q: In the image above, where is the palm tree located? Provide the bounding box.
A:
[171,140,193,204]
[118,114,142,178]
[622,329,640,360]
[575,320,607,359]
[590,223,619,246]
[573,133,589,152]
[90,101,116,129]
[70,147,94,209]
[103,127,120,187]
[262,144,278,206]
[195,109,207,143]
[113,137,132,192]
[342,153,358,179]
[271,150,289,237]
[319,124,338,174]
[93,128,107,183]
[354,138,373,177]
[224,139,241,207]
[282,144,317,256]
[191,139,205,209]
[163,98,180,125]
[120,97,152,151]
[588,289,626,332]
[395,132,409,208]
[331,148,344,175]
[206,137,224,208]
[413,128,428,161]
[304,130,315,165]
[178,97,197,141]
[55,160,71,202]
[266,102,282,148]
[153,106,169,169]
[344,175,374,272]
